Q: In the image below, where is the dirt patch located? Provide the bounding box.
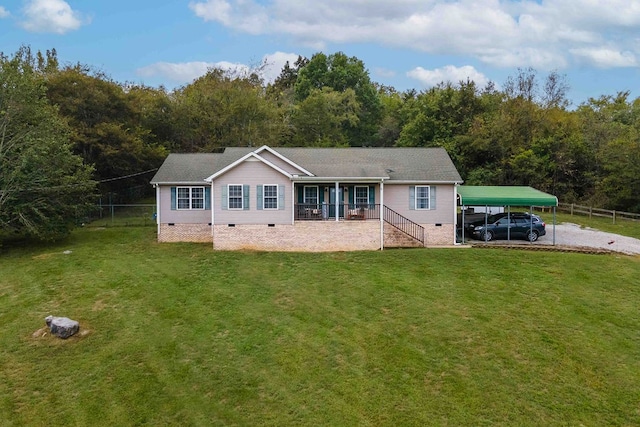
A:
[92,299,107,311]
[30,325,91,341]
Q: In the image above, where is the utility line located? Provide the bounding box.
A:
[97,168,158,183]
[0,168,159,194]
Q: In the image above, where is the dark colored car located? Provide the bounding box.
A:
[465,212,546,242]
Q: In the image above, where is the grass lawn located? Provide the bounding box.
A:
[1,227,639,426]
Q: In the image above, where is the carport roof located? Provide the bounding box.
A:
[458,186,558,207]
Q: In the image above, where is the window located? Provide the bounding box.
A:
[228,185,243,209]
[496,218,514,226]
[304,186,319,207]
[263,184,278,209]
[415,186,430,210]
[354,186,369,208]
[177,187,190,209]
[177,187,205,210]
[191,187,204,209]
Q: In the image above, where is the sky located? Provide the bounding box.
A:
[1,0,640,106]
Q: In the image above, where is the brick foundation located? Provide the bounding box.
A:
[159,224,212,243]
[213,222,380,251]
[158,221,456,250]
[423,224,456,246]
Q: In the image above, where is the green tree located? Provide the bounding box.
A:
[397,80,485,146]
[266,55,308,105]
[459,68,605,207]
[126,84,177,150]
[294,52,381,146]
[374,85,404,146]
[46,66,167,199]
[577,92,640,211]
[290,87,360,146]
[173,68,284,151]
[596,133,640,211]
[0,47,95,242]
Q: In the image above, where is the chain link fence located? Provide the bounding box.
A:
[82,203,157,227]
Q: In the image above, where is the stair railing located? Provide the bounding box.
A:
[382,206,425,244]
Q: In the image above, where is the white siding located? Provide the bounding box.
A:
[384,183,456,224]
[159,186,211,224]
[214,160,292,225]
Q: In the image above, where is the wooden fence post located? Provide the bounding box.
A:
[613,210,616,224]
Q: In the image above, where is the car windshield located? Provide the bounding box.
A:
[486,214,502,223]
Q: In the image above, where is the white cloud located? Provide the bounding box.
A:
[188,0,640,70]
[570,48,637,68]
[137,61,214,83]
[407,65,490,88]
[518,0,640,30]
[20,0,86,34]
[478,48,568,69]
[136,61,249,84]
[189,0,232,25]
[137,52,300,86]
[0,6,10,18]
[189,0,268,34]
[261,52,300,83]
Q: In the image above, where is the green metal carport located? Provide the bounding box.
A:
[457,186,558,244]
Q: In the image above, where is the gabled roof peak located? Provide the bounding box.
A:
[204,151,296,182]
[252,145,314,177]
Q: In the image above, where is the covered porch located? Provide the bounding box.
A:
[294,181,381,221]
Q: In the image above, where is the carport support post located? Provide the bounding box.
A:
[553,206,556,245]
[484,207,488,243]
[461,206,465,244]
[507,205,511,242]
[529,205,533,244]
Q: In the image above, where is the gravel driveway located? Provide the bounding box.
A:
[537,223,640,255]
[465,222,640,255]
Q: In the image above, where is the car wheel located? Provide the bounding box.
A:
[527,230,539,242]
[483,230,494,241]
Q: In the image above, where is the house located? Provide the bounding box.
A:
[150,145,463,251]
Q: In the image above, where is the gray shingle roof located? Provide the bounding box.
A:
[150,146,462,184]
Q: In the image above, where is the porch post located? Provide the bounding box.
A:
[335,181,339,222]
[455,184,460,245]
[380,180,384,250]
[291,182,295,225]
[214,180,216,240]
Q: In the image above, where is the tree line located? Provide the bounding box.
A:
[2,46,639,242]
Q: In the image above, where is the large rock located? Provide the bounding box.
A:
[45,315,79,339]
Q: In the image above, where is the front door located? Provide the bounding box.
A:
[329,187,344,218]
